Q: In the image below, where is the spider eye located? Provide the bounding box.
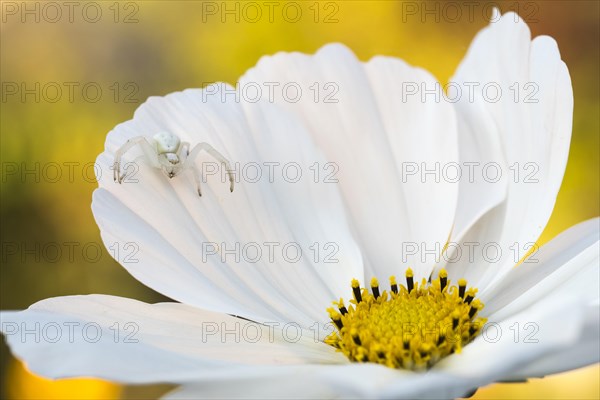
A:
[153,131,181,154]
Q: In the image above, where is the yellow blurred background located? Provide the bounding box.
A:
[1,0,598,398]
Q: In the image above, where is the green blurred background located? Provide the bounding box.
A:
[1,0,598,398]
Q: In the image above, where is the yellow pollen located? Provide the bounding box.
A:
[325,269,487,371]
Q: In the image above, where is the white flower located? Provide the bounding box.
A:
[2,10,598,400]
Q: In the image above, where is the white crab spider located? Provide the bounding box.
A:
[113,131,234,197]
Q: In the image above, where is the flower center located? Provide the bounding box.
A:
[325,269,486,371]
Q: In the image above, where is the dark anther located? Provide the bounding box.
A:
[468,306,478,319]
[437,335,446,345]
[332,316,343,330]
[407,276,414,293]
[440,276,447,291]
[464,294,474,305]
[459,285,466,299]
[352,286,362,303]
[339,306,348,315]
[372,284,380,299]
[391,283,398,294]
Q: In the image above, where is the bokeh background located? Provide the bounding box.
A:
[1,0,598,398]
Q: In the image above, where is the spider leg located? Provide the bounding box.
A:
[181,142,191,155]
[191,164,203,197]
[113,136,158,184]
[179,141,191,165]
[180,142,202,196]
[185,143,235,193]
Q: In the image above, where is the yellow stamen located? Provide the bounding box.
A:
[438,268,448,291]
[351,279,362,303]
[325,269,487,371]
[405,268,414,293]
[334,298,348,315]
[389,276,398,294]
[458,278,467,299]
[370,277,380,299]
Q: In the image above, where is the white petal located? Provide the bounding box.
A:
[436,289,589,383]
[505,303,599,379]
[240,43,459,281]
[162,290,596,399]
[0,295,345,384]
[482,217,599,320]
[443,11,573,290]
[162,364,480,400]
[436,218,599,381]
[93,85,364,328]
[162,370,340,400]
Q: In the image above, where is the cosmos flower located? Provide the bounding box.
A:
[2,9,598,400]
